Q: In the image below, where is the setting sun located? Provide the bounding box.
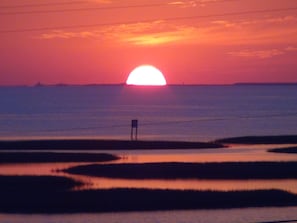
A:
[126,65,167,86]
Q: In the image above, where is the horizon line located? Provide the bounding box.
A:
[0,82,297,87]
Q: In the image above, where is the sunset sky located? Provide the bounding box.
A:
[0,0,297,85]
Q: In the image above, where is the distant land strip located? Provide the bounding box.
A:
[268,146,297,154]
[65,161,297,180]
[1,135,296,150]
[0,152,119,163]
[0,139,223,150]
[233,82,297,85]
[1,82,297,87]
[0,175,296,213]
[215,135,297,144]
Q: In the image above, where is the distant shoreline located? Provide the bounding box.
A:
[268,146,297,154]
[0,135,296,150]
[0,82,296,87]
[0,152,119,163]
[0,139,223,150]
[215,135,297,144]
[65,161,297,180]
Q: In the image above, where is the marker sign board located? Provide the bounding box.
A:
[131,119,138,140]
[131,119,138,128]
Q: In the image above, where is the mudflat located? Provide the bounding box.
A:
[0,152,119,163]
[64,161,297,179]
[0,175,296,213]
[0,139,223,150]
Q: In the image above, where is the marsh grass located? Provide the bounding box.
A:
[0,139,222,150]
[268,147,297,154]
[0,175,296,213]
[0,152,119,163]
[65,161,297,179]
[215,135,297,144]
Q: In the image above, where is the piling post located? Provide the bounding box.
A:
[131,119,138,141]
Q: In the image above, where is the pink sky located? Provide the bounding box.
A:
[0,0,297,85]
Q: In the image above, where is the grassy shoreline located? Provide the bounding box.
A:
[0,175,296,213]
[0,139,223,150]
[1,135,297,213]
[64,161,297,180]
[215,135,297,144]
[0,152,119,163]
[268,147,297,154]
[0,135,296,151]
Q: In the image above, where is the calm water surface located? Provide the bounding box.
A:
[1,144,297,192]
[1,85,297,221]
[1,207,297,223]
[0,85,296,141]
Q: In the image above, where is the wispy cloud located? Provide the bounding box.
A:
[264,15,297,24]
[211,20,237,28]
[39,31,99,39]
[240,15,297,27]
[285,46,297,51]
[168,1,198,8]
[228,49,284,59]
[87,0,112,3]
[168,0,235,8]
[228,46,297,59]
[207,15,297,44]
[38,12,297,47]
[112,22,197,45]
[38,21,198,45]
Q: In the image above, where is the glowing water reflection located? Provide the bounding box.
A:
[1,144,297,194]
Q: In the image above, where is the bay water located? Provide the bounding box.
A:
[0,84,297,222]
[0,84,296,140]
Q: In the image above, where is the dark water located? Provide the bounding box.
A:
[2,207,297,223]
[1,85,297,222]
[0,85,296,141]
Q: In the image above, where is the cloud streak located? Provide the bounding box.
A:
[38,13,297,47]
[228,46,297,59]
[168,0,235,8]
[38,21,198,45]
[228,49,284,59]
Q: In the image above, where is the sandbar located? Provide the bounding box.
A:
[65,161,297,179]
[216,135,297,144]
[0,175,296,213]
[0,152,119,163]
[0,139,223,150]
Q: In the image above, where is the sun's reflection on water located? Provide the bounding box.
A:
[1,144,297,193]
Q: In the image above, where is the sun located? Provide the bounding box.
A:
[126,65,167,86]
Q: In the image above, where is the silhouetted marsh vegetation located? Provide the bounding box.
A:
[0,139,223,150]
[268,147,297,154]
[0,152,119,163]
[1,135,297,213]
[0,175,296,213]
[216,135,297,144]
[65,161,297,179]
[0,175,82,192]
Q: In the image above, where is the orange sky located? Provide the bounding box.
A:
[0,0,297,85]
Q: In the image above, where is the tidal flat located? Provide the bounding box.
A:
[64,161,297,180]
[215,135,297,144]
[1,135,297,213]
[268,147,297,154]
[0,152,119,163]
[0,139,223,150]
[0,175,297,213]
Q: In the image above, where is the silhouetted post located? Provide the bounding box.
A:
[131,119,138,141]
